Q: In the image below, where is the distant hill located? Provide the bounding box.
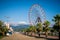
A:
[10,24,29,32]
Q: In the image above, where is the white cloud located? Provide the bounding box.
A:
[18,21,28,24]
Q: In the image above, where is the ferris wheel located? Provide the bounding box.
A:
[28,4,46,25]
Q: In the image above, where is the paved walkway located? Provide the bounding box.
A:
[0,32,59,40]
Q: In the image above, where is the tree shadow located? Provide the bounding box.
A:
[46,38,59,40]
[35,36,59,40]
[23,33,59,40]
[35,36,45,38]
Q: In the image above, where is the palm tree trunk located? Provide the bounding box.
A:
[2,32,5,36]
[45,32,48,38]
[58,19,60,39]
[31,32,35,36]
[38,32,40,37]
[30,32,32,36]
[59,31,60,39]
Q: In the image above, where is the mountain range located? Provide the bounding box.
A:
[10,24,29,32]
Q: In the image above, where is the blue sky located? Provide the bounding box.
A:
[0,0,60,24]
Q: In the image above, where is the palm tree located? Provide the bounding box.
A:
[0,21,5,36]
[43,21,50,38]
[36,22,42,37]
[0,20,8,36]
[52,14,60,39]
[50,29,54,36]
[0,21,4,27]
[28,25,36,36]
[53,14,60,31]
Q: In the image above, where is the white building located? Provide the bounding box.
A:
[5,23,13,32]
[6,23,10,29]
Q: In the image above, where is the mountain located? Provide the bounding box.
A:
[10,24,29,32]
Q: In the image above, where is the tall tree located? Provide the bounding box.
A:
[0,21,4,27]
[36,22,42,37]
[43,21,50,38]
[0,21,4,36]
[52,14,60,39]
[53,14,60,31]
[28,25,36,36]
[0,20,8,36]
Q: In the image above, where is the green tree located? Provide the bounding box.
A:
[52,14,60,39]
[0,21,5,36]
[52,14,60,32]
[0,20,8,36]
[28,25,36,36]
[36,22,42,37]
[43,21,50,38]
[50,29,54,36]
